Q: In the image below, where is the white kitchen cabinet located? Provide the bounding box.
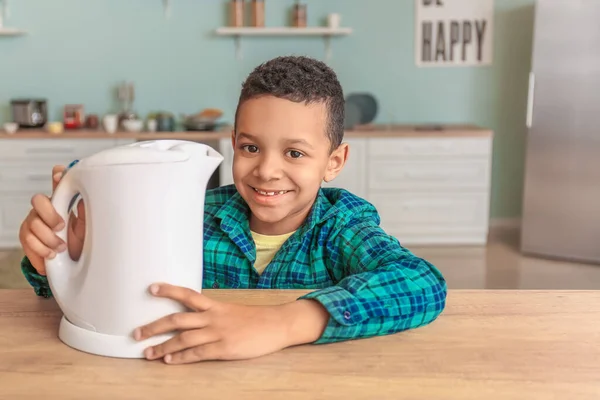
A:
[370,192,490,245]
[0,139,122,248]
[366,136,493,246]
[0,131,493,248]
[322,138,367,199]
[0,193,33,247]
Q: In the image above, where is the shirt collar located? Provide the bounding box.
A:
[214,188,333,258]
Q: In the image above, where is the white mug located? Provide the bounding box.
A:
[3,122,18,134]
[328,13,340,29]
[103,114,118,134]
[147,119,157,132]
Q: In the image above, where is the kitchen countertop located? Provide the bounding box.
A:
[1,289,598,399]
[0,124,493,141]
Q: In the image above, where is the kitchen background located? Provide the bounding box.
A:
[0,0,533,220]
[9,0,596,291]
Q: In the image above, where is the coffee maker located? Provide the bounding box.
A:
[11,99,48,128]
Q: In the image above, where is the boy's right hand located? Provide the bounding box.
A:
[19,165,86,276]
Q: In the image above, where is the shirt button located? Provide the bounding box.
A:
[343,311,351,320]
[212,281,220,289]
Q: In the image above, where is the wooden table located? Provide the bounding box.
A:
[1,289,599,400]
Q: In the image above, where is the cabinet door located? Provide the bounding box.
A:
[322,138,367,199]
[0,194,33,248]
[368,158,491,191]
[370,192,489,245]
[0,139,119,163]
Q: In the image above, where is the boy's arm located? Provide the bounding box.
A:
[299,216,447,344]
[21,256,53,298]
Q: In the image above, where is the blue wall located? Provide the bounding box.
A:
[0,0,534,218]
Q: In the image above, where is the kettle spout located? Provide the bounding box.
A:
[203,146,224,176]
[169,142,224,177]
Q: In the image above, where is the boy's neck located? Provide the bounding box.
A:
[249,213,305,236]
[249,199,316,236]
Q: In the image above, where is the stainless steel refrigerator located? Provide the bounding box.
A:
[521,0,600,264]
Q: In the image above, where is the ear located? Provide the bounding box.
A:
[230,129,236,149]
[324,143,348,183]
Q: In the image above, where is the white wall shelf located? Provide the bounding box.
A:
[214,26,352,61]
[0,28,26,36]
[215,27,352,36]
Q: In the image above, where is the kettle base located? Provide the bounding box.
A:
[58,315,173,359]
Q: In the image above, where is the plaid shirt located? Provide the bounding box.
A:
[21,185,447,344]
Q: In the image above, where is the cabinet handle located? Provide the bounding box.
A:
[26,148,75,154]
[404,171,454,180]
[526,72,535,128]
[404,143,452,153]
[27,174,49,181]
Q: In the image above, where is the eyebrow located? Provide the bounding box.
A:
[237,132,315,149]
[237,132,258,141]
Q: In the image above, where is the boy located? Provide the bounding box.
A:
[18,56,447,364]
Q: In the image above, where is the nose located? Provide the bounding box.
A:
[254,152,284,181]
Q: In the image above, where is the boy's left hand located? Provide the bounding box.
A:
[134,283,329,364]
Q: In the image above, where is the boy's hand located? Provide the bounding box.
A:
[135,283,330,364]
[19,165,86,275]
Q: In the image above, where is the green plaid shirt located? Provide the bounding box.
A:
[22,185,447,344]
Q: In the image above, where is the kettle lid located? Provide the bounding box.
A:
[81,140,208,167]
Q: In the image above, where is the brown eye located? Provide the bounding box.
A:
[243,145,259,153]
[287,150,304,159]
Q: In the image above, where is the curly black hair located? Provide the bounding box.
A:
[234,55,345,152]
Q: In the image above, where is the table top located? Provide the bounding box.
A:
[1,289,599,400]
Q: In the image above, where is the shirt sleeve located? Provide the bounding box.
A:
[299,216,447,344]
[21,256,53,298]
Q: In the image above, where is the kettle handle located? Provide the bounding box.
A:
[44,166,83,294]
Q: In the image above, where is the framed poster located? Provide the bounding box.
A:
[415,0,493,67]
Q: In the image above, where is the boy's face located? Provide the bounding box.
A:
[232,95,347,235]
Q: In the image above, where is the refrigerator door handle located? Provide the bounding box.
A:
[526,71,535,128]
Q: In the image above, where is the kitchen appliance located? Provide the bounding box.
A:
[116,81,138,127]
[10,98,48,128]
[44,140,224,358]
[521,0,600,264]
[181,108,224,131]
[63,104,84,129]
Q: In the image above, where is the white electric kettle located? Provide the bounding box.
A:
[45,140,223,358]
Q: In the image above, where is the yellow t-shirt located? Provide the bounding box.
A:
[250,230,296,275]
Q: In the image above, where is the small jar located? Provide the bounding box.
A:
[85,114,99,130]
[292,3,306,28]
[251,0,265,27]
[230,0,244,27]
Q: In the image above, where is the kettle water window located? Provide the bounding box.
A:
[64,160,81,215]
[68,194,81,215]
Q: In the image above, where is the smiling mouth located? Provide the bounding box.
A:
[251,186,291,196]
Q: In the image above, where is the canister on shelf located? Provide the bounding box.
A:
[230,0,244,27]
[251,0,265,27]
[292,3,306,28]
